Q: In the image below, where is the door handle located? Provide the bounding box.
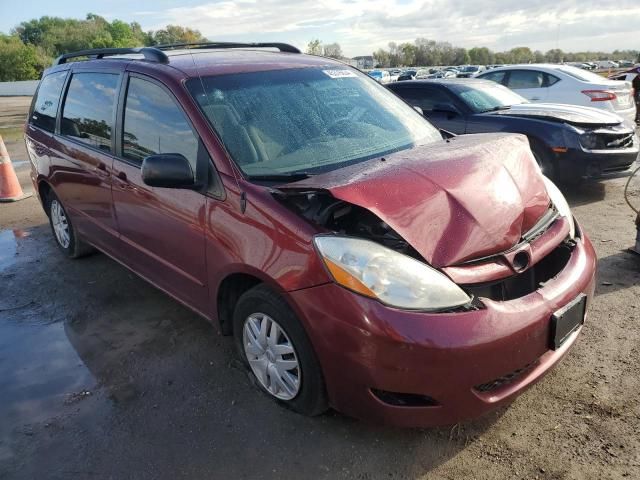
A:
[117,171,127,181]
[94,162,110,177]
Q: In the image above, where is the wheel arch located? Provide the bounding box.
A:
[37,179,53,212]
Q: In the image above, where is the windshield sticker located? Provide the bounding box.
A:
[323,69,358,79]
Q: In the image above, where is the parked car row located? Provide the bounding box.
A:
[475,64,637,127]
[384,62,638,131]
[369,65,487,83]
[388,78,639,182]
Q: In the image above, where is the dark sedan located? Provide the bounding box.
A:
[389,79,639,181]
[397,69,417,81]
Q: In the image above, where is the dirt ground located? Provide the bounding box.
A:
[1,96,639,480]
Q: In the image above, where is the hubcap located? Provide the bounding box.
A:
[242,313,301,400]
[50,200,70,249]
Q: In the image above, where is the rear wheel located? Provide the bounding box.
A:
[233,284,328,416]
[46,191,94,258]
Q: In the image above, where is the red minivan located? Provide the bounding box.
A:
[25,44,597,427]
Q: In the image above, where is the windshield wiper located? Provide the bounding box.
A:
[482,105,512,113]
[246,172,315,182]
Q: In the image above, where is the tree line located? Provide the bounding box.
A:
[0,14,207,81]
[306,38,639,67]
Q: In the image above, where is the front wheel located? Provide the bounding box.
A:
[233,284,328,416]
[529,142,556,179]
[46,191,94,258]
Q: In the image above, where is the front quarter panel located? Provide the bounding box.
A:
[205,177,331,321]
[466,114,569,149]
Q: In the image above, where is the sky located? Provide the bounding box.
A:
[1,0,639,57]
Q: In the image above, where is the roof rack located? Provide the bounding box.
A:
[54,47,169,66]
[155,42,301,54]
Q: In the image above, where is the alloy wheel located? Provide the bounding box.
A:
[242,313,301,400]
[50,200,71,249]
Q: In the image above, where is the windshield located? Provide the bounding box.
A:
[463,66,479,72]
[449,83,528,113]
[188,67,441,178]
[557,65,611,83]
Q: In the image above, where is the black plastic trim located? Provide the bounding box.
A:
[54,47,169,66]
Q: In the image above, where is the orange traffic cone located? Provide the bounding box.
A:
[0,134,32,202]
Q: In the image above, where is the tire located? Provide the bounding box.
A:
[233,284,328,416]
[45,190,94,259]
[529,141,556,180]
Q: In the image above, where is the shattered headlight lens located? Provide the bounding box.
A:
[543,176,576,239]
[314,236,471,311]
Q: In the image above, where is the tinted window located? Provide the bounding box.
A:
[30,71,67,133]
[546,73,561,86]
[479,71,506,84]
[506,70,545,89]
[61,73,119,152]
[122,77,198,169]
[394,86,454,112]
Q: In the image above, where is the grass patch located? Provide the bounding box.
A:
[0,126,24,143]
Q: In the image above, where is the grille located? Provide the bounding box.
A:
[581,130,635,150]
[474,361,538,393]
[463,241,574,302]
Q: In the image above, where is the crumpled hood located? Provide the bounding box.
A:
[490,103,623,126]
[281,134,550,267]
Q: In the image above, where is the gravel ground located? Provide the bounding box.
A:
[1,96,639,480]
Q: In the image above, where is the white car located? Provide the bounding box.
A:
[477,64,637,127]
[368,70,391,84]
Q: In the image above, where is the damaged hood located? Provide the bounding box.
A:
[280,134,550,267]
[489,103,623,126]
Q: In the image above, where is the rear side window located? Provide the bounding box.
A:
[506,70,545,89]
[546,74,561,87]
[61,72,119,152]
[122,77,198,170]
[30,71,67,133]
[478,71,507,84]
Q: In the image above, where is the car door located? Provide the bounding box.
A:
[111,73,209,312]
[49,69,121,253]
[394,85,467,134]
[504,69,551,102]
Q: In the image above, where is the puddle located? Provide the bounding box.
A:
[0,229,30,271]
[0,319,96,431]
[0,227,98,451]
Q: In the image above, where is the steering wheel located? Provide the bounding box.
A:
[319,117,362,137]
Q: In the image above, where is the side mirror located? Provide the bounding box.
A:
[413,105,424,115]
[432,103,460,117]
[141,153,197,189]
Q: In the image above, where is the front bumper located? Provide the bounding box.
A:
[289,233,597,427]
[556,148,638,180]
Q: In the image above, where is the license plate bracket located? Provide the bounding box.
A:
[550,294,586,350]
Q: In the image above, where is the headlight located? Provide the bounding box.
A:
[579,132,600,150]
[314,236,471,311]
[543,176,576,239]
